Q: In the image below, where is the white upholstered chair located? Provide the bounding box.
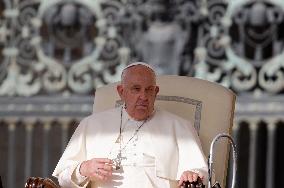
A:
[25,75,236,188]
[93,75,236,188]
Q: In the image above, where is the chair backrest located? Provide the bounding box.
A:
[93,75,236,187]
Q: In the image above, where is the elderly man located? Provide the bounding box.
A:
[53,62,208,188]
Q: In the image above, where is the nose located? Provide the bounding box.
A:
[139,89,148,100]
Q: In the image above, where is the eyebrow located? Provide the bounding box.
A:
[130,84,140,88]
[129,85,156,89]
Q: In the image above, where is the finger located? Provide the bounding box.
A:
[91,169,110,181]
[192,173,199,182]
[103,163,113,171]
[96,173,108,181]
[187,173,193,182]
[98,168,112,177]
[95,158,113,164]
[178,179,184,186]
[96,163,113,171]
[178,174,187,186]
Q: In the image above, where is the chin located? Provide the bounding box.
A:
[134,111,149,121]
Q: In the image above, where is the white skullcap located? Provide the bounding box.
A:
[122,62,155,73]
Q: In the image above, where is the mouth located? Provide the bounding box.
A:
[136,104,148,109]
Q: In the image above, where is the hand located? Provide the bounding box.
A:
[79,158,113,181]
[178,170,204,187]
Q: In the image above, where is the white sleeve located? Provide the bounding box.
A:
[73,163,88,184]
[57,163,89,188]
[176,120,208,182]
[52,117,90,188]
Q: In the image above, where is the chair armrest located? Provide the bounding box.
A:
[182,177,205,188]
[25,177,59,188]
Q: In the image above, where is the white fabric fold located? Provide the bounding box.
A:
[53,107,208,188]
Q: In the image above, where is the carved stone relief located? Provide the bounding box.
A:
[0,0,284,96]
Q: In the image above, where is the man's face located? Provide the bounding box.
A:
[117,66,159,120]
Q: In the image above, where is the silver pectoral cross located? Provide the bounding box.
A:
[113,152,126,170]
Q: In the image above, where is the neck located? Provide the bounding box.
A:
[123,108,154,121]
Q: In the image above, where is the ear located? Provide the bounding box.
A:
[117,84,124,99]
[155,86,159,96]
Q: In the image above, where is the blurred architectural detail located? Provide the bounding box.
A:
[194,0,284,94]
[0,0,129,96]
[1,0,283,95]
[227,1,284,93]
[136,20,187,75]
[1,0,284,188]
[232,97,284,188]
[0,96,91,188]
[119,0,195,75]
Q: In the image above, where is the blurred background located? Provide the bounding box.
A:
[0,0,284,187]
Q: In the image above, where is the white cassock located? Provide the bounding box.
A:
[53,107,208,188]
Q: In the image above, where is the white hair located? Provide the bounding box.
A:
[123,62,154,72]
[121,62,156,83]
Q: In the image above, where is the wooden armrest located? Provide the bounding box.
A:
[182,181,205,188]
[25,177,59,188]
[182,177,205,188]
[25,176,205,188]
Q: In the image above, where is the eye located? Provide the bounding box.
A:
[146,87,154,92]
[145,86,156,94]
[131,86,141,93]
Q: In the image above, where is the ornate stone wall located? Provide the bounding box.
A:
[1,0,284,188]
[1,0,284,95]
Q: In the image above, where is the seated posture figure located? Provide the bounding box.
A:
[53,62,208,188]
